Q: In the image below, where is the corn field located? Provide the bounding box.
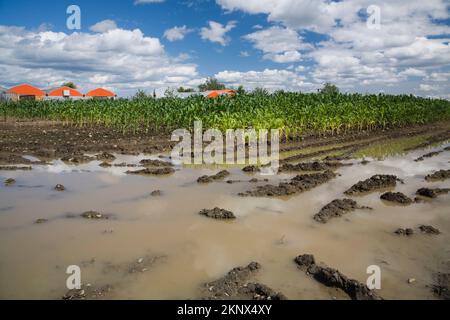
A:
[1,92,450,137]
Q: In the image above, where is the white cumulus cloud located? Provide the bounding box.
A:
[163,25,193,42]
[200,21,236,46]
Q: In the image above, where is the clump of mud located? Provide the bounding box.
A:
[150,190,162,197]
[99,162,112,168]
[280,161,350,173]
[345,175,403,195]
[414,151,442,162]
[432,273,450,300]
[4,178,16,186]
[0,166,32,171]
[61,154,95,164]
[425,170,450,182]
[416,188,450,198]
[242,165,259,173]
[380,192,413,205]
[197,170,230,183]
[81,211,109,220]
[54,184,65,192]
[140,159,173,167]
[202,262,286,300]
[313,199,372,224]
[62,284,113,300]
[126,167,175,176]
[394,228,414,236]
[199,208,236,220]
[96,152,116,161]
[294,254,382,300]
[419,225,441,235]
[113,163,138,168]
[239,170,336,197]
[35,219,49,224]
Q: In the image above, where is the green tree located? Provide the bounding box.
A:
[198,77,226,91]
[252,87,269,96]
[177,87,195,93]
[320,83,340,95]
[236,85,246,95]
[133,90,148,100]
[62,82,77,89]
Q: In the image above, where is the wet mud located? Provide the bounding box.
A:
[294,254,382,300]
[201,262,286,300]
[345,175,403,196]
[239,170,336,197]
[313,199,372,224]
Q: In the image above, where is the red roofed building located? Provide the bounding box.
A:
[45,87,83,99]
[86,88,117,100]
[7,84,46,101]
[206,90,236,98]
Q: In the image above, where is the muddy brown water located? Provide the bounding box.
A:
[0,141,449,300]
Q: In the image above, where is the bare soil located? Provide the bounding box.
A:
[1,120,449,165]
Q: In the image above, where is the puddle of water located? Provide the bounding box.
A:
[353,135,432,160]
[0,143,449,300]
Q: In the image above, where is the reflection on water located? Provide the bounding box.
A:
[353,135,444,160]
[0,142,449,300]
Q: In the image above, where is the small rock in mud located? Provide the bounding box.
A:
[150,190,162,196]
[197,170,230,183]
[280,161,349,172]
[113,162,138,168]
[0,166,32,171]
[416,187,450,198]
[54,184,65,192]
[35,219,49,224]
[61,154,95,164]
[425,169,450,182]
[96,152,116,161]
[345,175,403,196]
[249,178,259,183]
[99,162,112,168]
[4,178,16,186]
[202,262,286,300]
[140,159,173,167]
[239,170,336,197]
[394,228,414,236]
[199,208,236,220]
[242,165,259,173]
[103,254,167,275]
[126,167,175,176]
[128,255,167,274]
[294,254,382,300]
[414,151,442,162]
[419,225,441,235]
[81,211,109,220]
[380,192,413,205]
[432,273,450,300]
[313,199,372,223]
[62,284,113,300]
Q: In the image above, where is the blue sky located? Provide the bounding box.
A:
[0,0,449,98]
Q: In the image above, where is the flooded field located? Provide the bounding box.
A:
[0,136,449,300]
